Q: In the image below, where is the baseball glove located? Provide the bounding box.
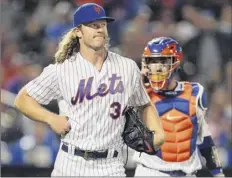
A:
[122,106,157,155]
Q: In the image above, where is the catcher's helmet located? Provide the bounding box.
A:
[142,37,183,91]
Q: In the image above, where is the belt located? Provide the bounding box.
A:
[159,170,186,177]
[61,144,118,160]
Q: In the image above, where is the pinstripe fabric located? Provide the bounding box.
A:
[25,51,150,176]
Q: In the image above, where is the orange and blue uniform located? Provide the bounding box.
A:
[149,82,198,162]
[135,36,223,177]
[134,81,223,176]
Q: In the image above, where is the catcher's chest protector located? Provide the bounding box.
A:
[148,83,198,162]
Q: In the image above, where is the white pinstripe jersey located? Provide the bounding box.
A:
[25,51,150,151]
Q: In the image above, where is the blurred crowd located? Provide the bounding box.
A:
[1,0,231,168]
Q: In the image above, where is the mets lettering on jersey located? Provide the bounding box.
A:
[71,74,124,104]
[25,51,150,176]
[25,51,149,151]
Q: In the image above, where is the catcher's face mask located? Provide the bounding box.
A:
[142,56,175,90]
[142,37,183,91]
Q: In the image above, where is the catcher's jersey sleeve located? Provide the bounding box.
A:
[196,84,212,145]
[128,62,150,107]
[25,64,61,105]
[196,107,212,144]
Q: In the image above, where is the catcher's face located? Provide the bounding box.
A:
[77,20,108,51]
[143,57,174,90]
[145,57,172,80]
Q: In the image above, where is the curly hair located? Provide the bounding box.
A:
[54,28,80,63]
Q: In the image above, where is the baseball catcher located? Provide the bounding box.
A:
[133,37,224,177]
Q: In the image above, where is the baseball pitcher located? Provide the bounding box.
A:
[14,3,165,176]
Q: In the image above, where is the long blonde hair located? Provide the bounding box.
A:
[55,28,80,63]
[54,27,111,63]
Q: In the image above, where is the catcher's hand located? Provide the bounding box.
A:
[122,106,157,155]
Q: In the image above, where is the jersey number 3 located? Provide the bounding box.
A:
[110,102,121,119]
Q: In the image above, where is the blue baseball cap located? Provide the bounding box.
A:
[73,3,115,27]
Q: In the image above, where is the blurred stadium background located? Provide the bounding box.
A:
[1,0,231,176]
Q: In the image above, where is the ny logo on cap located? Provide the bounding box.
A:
[94,6,101,14]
